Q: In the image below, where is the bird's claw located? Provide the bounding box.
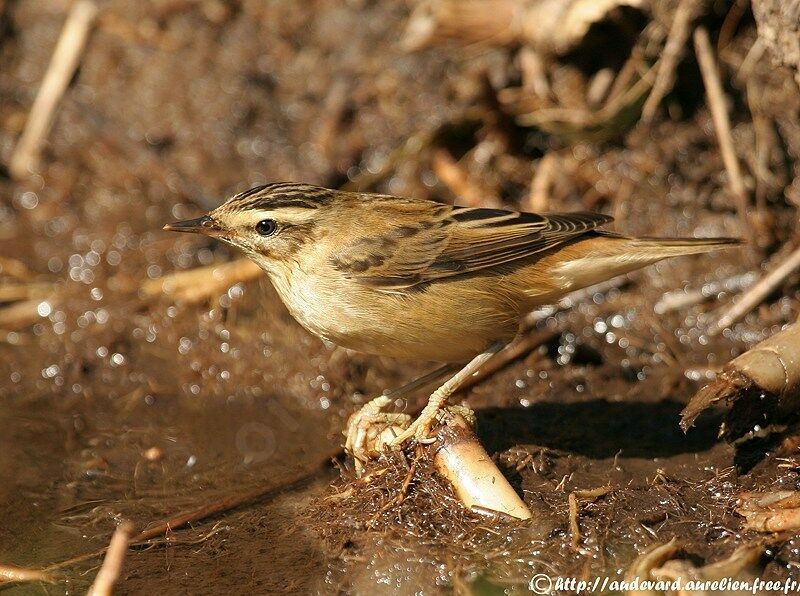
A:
[388,418,434,448]
[344,396,411,475]
[345,398,477,474]
[389,404,477,448]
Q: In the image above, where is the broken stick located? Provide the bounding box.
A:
[87,521,133,596]
[710,243,800,335]
[432,413,532,520]
[693,26,752,241]
[682,316,800,433]
[141,258,262,304]
[9,0,98,179]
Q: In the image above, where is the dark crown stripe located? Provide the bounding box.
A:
[233,184,269,200]
[229,183,334,211]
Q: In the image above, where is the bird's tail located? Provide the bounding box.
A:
[532,234,743,299]
[624,235,743,258]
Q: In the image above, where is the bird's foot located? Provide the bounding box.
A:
[389,403,477,448]
[344,395,411,475]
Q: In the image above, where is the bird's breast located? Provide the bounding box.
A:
[267,268,520,361]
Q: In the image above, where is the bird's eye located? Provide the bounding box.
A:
[255,219,277,236]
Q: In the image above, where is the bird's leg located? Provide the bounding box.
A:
[344,363,461,472]
[390,341,506,448]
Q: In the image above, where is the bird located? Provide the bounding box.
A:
[164,182,740,467]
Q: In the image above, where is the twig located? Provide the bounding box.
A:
[378,453,421,513]
[432,148,493,207]
[45,461,333,572]
[519,47,549,98]
[586,68,615,107]
[527,152,556,212]
[737,492,800,532]
[0,296,57,330]
[130,469,324,545]
[0,256,34,280]
[568,485,612,550]
[693,26,752,241]
[717,0,749,51]
[604,45,643,107]
[737,38,765,82]
[654,271,757,314]
[710,244,800,335]
[141,259,262,304]
[568,493,581,549]
[87,522,133,596]
[322,467,391,503]
[641,0,700,123]
[9,0,98,179]
[313,78,349,158]
[624,538,681,593]
[0,564,54,585]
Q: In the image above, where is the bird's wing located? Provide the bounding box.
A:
[331,202,613,290]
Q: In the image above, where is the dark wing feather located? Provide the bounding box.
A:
[333,204,613,290]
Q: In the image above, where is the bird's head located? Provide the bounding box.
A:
[164,182,336,272]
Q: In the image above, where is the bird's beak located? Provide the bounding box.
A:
[163,215,222,236]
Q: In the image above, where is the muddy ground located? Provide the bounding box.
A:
[1,0,800,594]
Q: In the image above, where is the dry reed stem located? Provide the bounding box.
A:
[650,542,763,585]
[0,296,57,330]
[624,538,681,596]
[0,564,54,585]
[403,0,648,56]
[653,271,756,315]
[710,244,800,335]
[432,148,488,207]
[736,492,800,532]
[432,414,532,520]
[693,26,752,242]
[519,46,549,98]
[641,0,701,123]
[682,317,800,430]
[142,259,262,304]
[605,45,644,107]
[9,0,98,178]
[568,485,612,550]
[402,0,521,51]
[0,256,34,280]
[527,152,556,212]
[0,281,54,303]
[586,68,615,107]
[87,521,133,596]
